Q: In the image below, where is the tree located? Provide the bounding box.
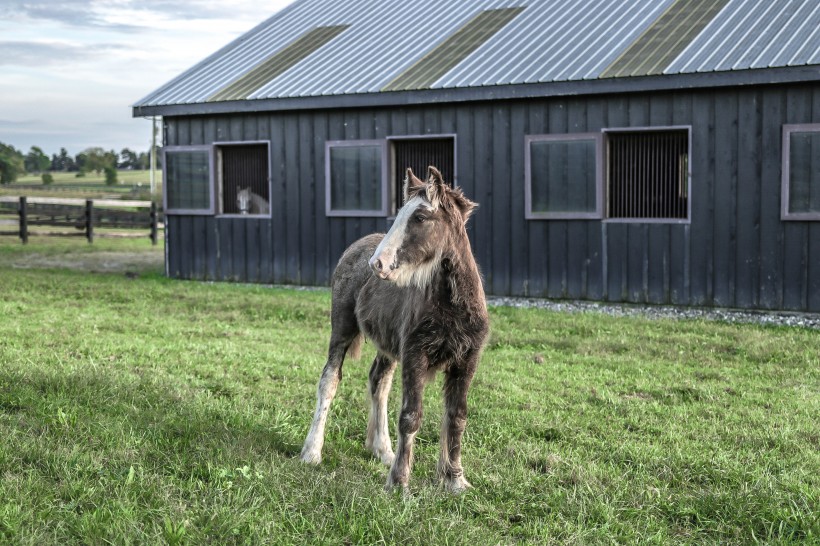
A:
[25,146,51,173]
[0,142,25,185]
[51,148,75,172]
[104,165,118,186]
[119,148,139,170]
[42,173,54,185]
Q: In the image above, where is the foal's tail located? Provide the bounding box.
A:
[346,333,364,360]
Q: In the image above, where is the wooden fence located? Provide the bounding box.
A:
[0,197,162,244]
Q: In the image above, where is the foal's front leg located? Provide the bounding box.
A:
[300,340,348,464]
[386,361,426,491]
[365,354,397,466]
[438,356,478,493]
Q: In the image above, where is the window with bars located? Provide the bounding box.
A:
[216,142,270,216]
[390,136,455,212]
[606,129,690,222]
[782,124,820,221]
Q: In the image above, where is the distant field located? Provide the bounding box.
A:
[0,170,162,200]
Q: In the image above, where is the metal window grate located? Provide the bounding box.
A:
[392,138,455,210]
[219,144,269,214]
[607,130,689,220]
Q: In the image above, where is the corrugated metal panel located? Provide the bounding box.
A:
[601,0,729,78]
[666,0,820,73]
[134,0,820,108]
[210,25,349,102]
[437,0,676,86]
[383,8,525,91]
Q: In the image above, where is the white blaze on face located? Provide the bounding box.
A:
[368,195,438,287]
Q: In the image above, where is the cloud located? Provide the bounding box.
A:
[0,0,266,30]
[0,41,129,67]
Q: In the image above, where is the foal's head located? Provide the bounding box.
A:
[236,187,252,214]
[369,166,477,288]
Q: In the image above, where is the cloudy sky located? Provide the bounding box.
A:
[0,0,294,157]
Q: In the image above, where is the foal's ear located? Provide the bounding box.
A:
[452,186,479,225]
[403,168,424,203]
[425,166,446,209]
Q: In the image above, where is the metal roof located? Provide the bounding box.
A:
[134,0,820,109]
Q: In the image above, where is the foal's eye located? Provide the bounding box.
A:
[414,214,426,223]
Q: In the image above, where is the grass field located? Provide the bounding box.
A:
[0,237,818,544]
[0,170,162,200]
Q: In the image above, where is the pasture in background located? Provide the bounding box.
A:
[0,169,162,201]
[0,237,818,544]
[0,169,163,245]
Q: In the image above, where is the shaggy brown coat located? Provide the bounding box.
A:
[301,166,489,492]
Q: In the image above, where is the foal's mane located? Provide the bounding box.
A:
[405,167,478,224]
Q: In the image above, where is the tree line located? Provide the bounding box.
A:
[0,141,160,186]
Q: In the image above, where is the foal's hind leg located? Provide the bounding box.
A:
[365,354,397,466]
[300,334,357,465]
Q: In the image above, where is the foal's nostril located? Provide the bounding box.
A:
[371,258,383,272]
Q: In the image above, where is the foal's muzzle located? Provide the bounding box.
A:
[369,253,396,280]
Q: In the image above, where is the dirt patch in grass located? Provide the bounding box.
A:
[8,250,163,274]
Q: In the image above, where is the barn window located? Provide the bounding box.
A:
[216,142,270,216]
[325,140,388,217]
[525,134,602,219]
[782,124,820,221]
[163,146,213,215]
[389,136,456,213]
[605,128,690,222]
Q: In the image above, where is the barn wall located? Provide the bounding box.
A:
[164,82,820,311]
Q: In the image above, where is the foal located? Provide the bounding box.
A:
[301,166,489,492]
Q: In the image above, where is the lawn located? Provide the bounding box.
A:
[0,170,162,200]
[0,236,818,544]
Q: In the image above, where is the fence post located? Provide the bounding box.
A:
[85,199,94,244]
[149,201,158,246]
[19,196,28,244]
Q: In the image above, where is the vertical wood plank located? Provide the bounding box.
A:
[491,103,511,296]
[712,91,738,307]
[734,89,763,309]
[509,101,529,296]
[270,115,287,283]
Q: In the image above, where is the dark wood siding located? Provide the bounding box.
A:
[163,81,820,311]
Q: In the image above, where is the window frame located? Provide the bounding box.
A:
[325,139,389,217]
[162,145,215,216]
[781,123,820,221]
[524,132,603,220]
[603,125,692,225]
[213,140,272,218]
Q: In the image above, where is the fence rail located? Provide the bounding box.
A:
[0,197,163,244]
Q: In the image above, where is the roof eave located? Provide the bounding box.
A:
[132,65,820,118]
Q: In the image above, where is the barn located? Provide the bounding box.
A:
[132,0,820,312]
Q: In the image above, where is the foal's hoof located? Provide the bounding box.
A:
[300,447,322,465]
[384,473,409,494]
[442,475,472,494]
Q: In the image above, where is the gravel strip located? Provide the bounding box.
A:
[487,296,820,330]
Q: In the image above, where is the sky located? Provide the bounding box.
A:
[0,0,294,157]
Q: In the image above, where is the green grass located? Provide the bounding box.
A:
[1,170,162,200]
[1,237,818,544]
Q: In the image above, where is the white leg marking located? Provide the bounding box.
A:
[301,370,339,465]
[366,364,396,466]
